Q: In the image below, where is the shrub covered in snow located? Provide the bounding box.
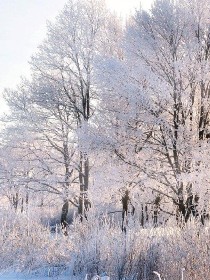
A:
[0,208,210,279]
[0,208,73,273]
[69,216,210,280]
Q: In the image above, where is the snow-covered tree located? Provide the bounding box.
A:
[4,0,122,227]
[95,0,210,223]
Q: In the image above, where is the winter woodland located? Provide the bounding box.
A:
[1,0,210,279]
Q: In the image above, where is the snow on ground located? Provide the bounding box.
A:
[0,272,70,280]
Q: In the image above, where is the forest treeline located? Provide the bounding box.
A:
[1,0,210,230]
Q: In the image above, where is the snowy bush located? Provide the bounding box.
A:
[0,207,210,279]
[69,216,210,280]
[0,208,73,273]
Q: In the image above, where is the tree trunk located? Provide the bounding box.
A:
[121,190,129,232]
[61,200,69,235]
[78,153,90,221]
[175,185,199,224]
[153,196,161,227]
[140,204,148,227]
[12,192,19,211]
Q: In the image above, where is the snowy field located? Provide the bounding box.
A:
[0,272,70,280]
